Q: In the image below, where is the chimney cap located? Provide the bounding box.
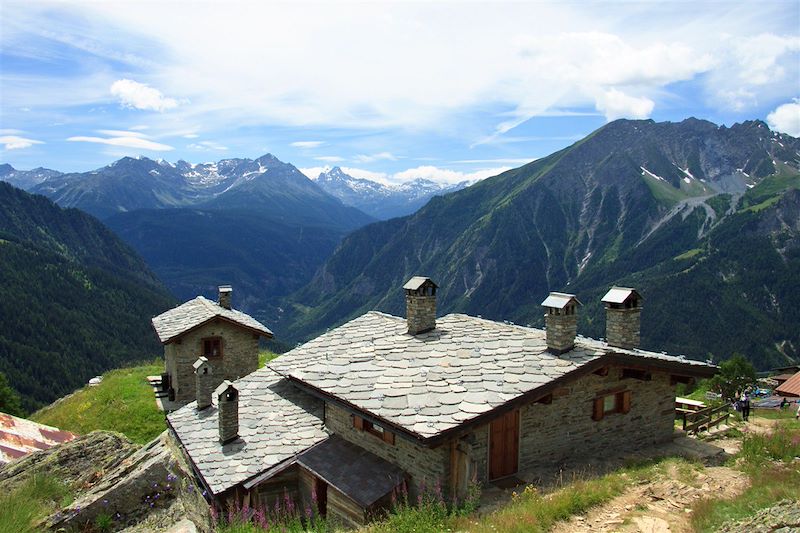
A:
[541,292,582,309]
[214,380,237,399]
[218,285,233,293]
[193,356,210,371]
[601,287,641,305]
[403,276,437,292]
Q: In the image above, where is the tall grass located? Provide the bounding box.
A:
[0,475,71,533]
[31,359,165,444]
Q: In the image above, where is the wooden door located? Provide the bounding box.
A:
[489,409,519,480]
[315,476,328,517]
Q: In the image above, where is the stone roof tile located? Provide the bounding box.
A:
[152,296,273,343]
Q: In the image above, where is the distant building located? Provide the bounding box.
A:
[152,286,272,403]
[167,279,716,528]
[0,412,76,465]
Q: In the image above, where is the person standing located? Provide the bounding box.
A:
[740,394,751,422]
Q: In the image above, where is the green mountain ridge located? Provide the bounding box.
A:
[0,182,175,411]
[279,118,800,370]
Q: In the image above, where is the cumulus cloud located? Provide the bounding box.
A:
[594,89,655,121]
[290,141,324,149]
[110,79,178,112]
[353,152,398,163]
[67,131,173,151]
[0,135,44,150]
[767,99,800,137]
[314,156,345,162]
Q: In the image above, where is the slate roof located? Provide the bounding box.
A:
[776,372,800,397]
[167,368,327,495]
[270,311,715,441]
[541,292,581,309]
[297,435,406,508]
[602,287,641,305]
[0,412,76,465]
[152,296,273,343]
[403,277,437,291]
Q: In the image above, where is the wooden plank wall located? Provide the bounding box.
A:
[327,486,366,529]
[253,465,300,512]
[298,466,316,514]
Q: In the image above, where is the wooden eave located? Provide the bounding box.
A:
[159,315,273,345]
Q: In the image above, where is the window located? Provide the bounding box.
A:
[352,414,395,445]
[592,390,631,421]
[203,337,223,358]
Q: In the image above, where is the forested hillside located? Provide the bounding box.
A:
[281,119,800,369]
[0,182,175,411]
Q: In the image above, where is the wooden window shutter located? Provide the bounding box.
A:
[383,430,395,445]
[592,398,604,421]
[352,415,363,430]
[620,391,632,414]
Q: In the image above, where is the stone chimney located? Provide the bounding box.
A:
[540,292,582,354]
[601,287,642,350]
[193,357,213,410]
[216,380,239,444]
[403,277,438,335]
[218,285,232,309]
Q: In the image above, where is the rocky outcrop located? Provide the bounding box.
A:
[0,430,137,493]
[718,499,800,532]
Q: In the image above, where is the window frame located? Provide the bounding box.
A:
[202,336,223,358]
[352,414,395,445]
[592,390,631,421]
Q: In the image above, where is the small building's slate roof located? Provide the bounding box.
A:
[152,296,273,344]
[403,277,437,291]
[167,368,327,495]
[601,287,641,305]
[297,435,406,508]
[0,412,76,465]
[270,311,715,440]
[541,292,581,309]
[776,372,800,397]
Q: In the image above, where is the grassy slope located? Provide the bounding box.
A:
[30,360,165,445]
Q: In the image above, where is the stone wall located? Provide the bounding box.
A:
[469,366,675,480]
[544,312,578,353]
[325,404,448,497]
[406,294,436,334]
[606,307,641,349]
[167,321,259,402]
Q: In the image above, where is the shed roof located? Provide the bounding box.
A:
[151,296,273,344]
[601,287,641,305]
[269,311,715,442]
[167,369,327,495]
[297,435,406,508]
[776,372,800,397]
[0,412,76,465]
[402,277,437,291]
[540,292,581,309]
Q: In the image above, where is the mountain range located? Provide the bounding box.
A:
[281,118,800,370]
[0,182,175,411]
[312,166,470,219]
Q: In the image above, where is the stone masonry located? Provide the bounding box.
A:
[468,367,675,481]
[406,293,436,335]
[194,357,214,410]
[606,307,641,349]
[544,311,578,353]
[325,403,448,497]
[217,382,239,444]
[169,321,259,402]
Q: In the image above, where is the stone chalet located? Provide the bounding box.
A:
[152,286,273,403]
[166,278,716,528]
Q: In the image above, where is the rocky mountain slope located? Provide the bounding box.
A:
[0,183,175,410]
[314,166,469,219]
[283,119,800,369]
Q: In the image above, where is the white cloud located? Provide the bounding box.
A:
[97,129,150,138]
[129,124,149,131]
[0,129,24,135]
[301,165,509,187]
[315,156,345,162]
[594,89,655,121]
[767,99,800,137]
[110,79,178,112]
[0,135,44,150]
[353,152,398,163]
[187,140,228,151]
[183,133,199,139]
[291,141,324,149]
[67,134,173,151]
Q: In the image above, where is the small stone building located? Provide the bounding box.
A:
[152,286,272,403]
[167,278,716,529]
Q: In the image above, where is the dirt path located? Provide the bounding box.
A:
[551,464,748,533]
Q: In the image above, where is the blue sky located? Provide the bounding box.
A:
[1,1,798,185]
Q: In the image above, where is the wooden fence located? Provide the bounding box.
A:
[677,403,730,434]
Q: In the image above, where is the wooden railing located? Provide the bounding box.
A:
[679,404,730,434]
